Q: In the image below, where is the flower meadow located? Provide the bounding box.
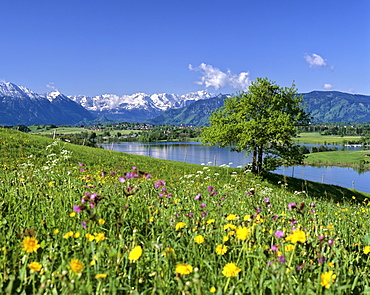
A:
[1,128,370,294]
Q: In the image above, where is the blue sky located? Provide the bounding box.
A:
[1,0,369,96]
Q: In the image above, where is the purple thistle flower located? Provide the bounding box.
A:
[207,186,214,192]
[288,203,296,210]
[90,193,97,200]
[80,168,86,173]
[318,256,326,264]
[101,171,106,177]
[309,202,316,208]
[189,212,194,217]
[264,198,270,203]
[89,202,95,208]
[110,171,116,175]
[155,180,166,189]
[202,212,208,218]
[126,172,134,179]
[318,235,325,240]
[200,203,207,208]
[146,173,151,179]
[271,245,278,251]
[118,177,125,183]
[328,239,334,246]
[78,162,84,166]
[73,205,81,213]
[272,215,279,220]
[275,231,285,238]
[132,166,136,170]
[81,222,87,229]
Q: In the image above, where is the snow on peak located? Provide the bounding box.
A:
[0,81,41,100]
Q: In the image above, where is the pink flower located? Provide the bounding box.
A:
[275,231,285,238]
[73,205,81,213]
[118,177,125,183]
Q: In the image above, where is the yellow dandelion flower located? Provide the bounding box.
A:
[98,219,105,225]
[222,262,241,277]
[244,214,251,221]
[70,259,84,274]
[235,226,250,241]
[328,262,334,268]
[228,230,235,236]
[223,223,236,230]
[53,229,59,234]
[85,233,95,242]
[175,222,186,230]
[63,231,74,239]
[285,229,306,244]
[90,260,95,265]
[163,247,175,257]
[69,212,76,217]
[175,263,193,275]
[210,287,216,293]
[364,246,370,254]
[74,232,80,239]
[29,261,42,272]
[226,214,237,221]
[207,219,215,224]
[94,233,105,243]
[194,235,205,244]
[223,236,229,242]
[95,273,108,279]
[21,237,40,253]
[149,217,154,223]
[128,245,143,262]
[320,271,337,289]
[215,244,228,255]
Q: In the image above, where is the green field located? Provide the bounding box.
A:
[294,132,362,145]
[1,128,370,294]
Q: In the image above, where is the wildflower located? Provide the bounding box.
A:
[85,233,95,242]
[95,273,108,279]
[29,261,42,272]
[163,247,175,257]
[81,222,87,229]
[175,222,186,230]
[320,271,337,289]
[175,263,193,275]
[200,203,207,208]
[364,246,370,254]
[94,233,105,242]
[288,203,296,210]
[226,214,237,221]
[73,205,81,213]
[69,212,76,217]
[244,214,251,221]
[70,259,84,274]
[194,193,201,200]
[284,244,295,252]
[53,229,59,234]
[223,236,229,242]
[222,263,241,277]
[194,235,205,244]
[98,219,105,225]
[210,287,216,293]
[155,180,166,189]
[264,198,270,203]
[271,245,278,251]
[118,177,125,183]
[202,212,208,218]
[63,231,74,239]
[129,245,143,262]
[21,237,40,253]
[235,226,250,241]
[275,230,285,238]
[207,219,215,224]
[328,262,334,268]
[278,255,286,264]
[74,232,80,238]
[223,224,236,230]
[215,244,228,255]
[285,229,306,244]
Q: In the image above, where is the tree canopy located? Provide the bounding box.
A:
[201,78,310,173]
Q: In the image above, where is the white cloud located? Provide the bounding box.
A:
[323,83,334,89]
[347,88,356,93]
[304,53,327,68]
[46,82,58,91]
[189,63,250,91]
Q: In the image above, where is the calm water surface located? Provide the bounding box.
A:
[102,142,370,193]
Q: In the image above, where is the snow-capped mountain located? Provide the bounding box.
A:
[0,82,96,125]
[69,90,213,122]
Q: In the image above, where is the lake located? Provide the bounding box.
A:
[102,142,370,194]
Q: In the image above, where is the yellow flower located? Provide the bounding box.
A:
[74,232,80,239]
[222,263,241,277]
[328,262,334,268]
[207,219,215,224]
[194,235,205,244]
[364,246,370,254]
[69,212,76,217]
[215,244,228,255]
[223,224,236,230]
[90,260,95,265]
[63,231,74,239]
[70,259,84,274]
[95,273,108,279]
[222,236,229,242]
[21,237,40,253]
[149,217,154,223]
[53,229,59,234]
[129,245,143,262]
[285,229,306,244]
[29,261,42,272]
[175,222,186,230]
[98,219,105,225]
[320,271,337,289]
[94,233,105,242]
[85,233,95,242]
[284,244,295,252]
[163,247,175,257]
[210,287,216,293]
[175,263,193,275]
[226,214,237,221]
[244,214,251,221]
[235,226,250,241]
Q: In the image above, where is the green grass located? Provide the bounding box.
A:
[294,133,361,145]
[1,128,370,294]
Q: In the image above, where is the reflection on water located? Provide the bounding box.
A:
[102,142,370,193]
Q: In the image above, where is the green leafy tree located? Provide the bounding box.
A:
[201,78,310,173]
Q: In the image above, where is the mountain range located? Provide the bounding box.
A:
[1,81,370,126]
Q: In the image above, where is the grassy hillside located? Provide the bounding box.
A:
[1,128,370,294]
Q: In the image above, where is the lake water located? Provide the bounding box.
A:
[102,142,370,194]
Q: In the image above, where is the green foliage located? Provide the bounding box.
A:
[202,78,310,173]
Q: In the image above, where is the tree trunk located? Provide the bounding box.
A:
[257,146,263,174]
[252,148,257,173]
